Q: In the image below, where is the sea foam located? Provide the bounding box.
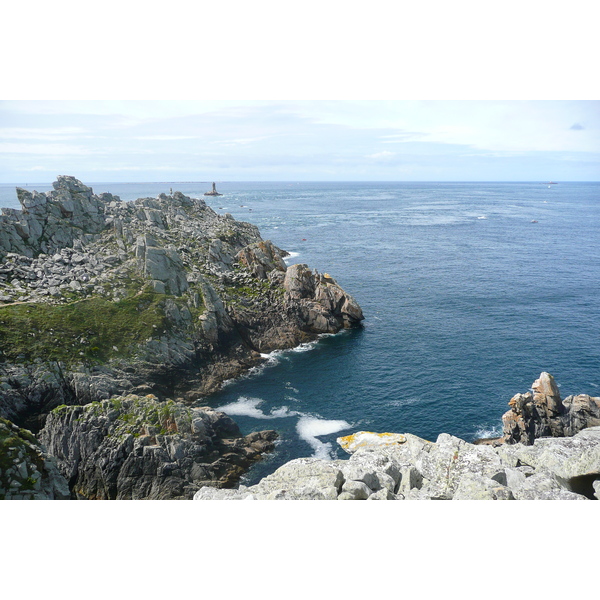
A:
[216,397,298,420]
[473,423,503,440]
[296,416,352,460]
[217,397,352,461]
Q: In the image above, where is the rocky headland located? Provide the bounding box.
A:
[0,176,363,421]
[0,176,363,497]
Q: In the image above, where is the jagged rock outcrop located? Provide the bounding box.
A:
[38,394,278,499]
[0,176,364,427]
[501,372,600,444]
[194,427,600,500]
[0,416,70,499]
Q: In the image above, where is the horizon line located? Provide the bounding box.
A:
[2,180,599,186]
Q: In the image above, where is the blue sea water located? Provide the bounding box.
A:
[2,180,599,485]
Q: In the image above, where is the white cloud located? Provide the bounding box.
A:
[367,151,396,160]
[0,100,598,181]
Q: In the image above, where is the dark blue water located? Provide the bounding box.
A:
[2,181,599,484]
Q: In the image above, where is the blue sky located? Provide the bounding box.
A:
[1,100,598,182]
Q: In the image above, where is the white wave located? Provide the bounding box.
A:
[283,251,300,263]
[589,382,598,388]
[290,340,320,353]
[216,396,299,420]
[473,423,503,439]
[477,215,487,219]
[296,416,352,460]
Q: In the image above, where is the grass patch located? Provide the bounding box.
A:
[0,292,169,364]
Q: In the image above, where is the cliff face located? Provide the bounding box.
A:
[0,416,69,500]
[38,394,277,499]
[0,176,364,425]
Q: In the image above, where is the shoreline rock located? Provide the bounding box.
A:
[38,394,278,499]
[195,426,600,501]
[195,373,600,501]
[501,372,600,444]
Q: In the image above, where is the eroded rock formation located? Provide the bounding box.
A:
[0,176,363,426]
[195,427,600,501]
[38,394,278,499]
[501,372,600,444]
[0,416,70,499]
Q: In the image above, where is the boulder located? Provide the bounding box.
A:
[338,431,407,453]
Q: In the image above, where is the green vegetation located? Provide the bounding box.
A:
[223,274,275,306]
[51,396,189,438]
[0,291,169,364]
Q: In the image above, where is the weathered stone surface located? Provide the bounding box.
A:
[338,431,407,454]
[38,394,278,499]
[236,240,287,279]
[502,372,600,445]
[562,394,600,437]
[196,426,599,501]
[452,473,515,500]
[0,416,70,499]
[194,457,345,500]
[339,479,372,500]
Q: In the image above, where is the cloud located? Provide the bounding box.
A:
[367,151,396,160]
[570,123,584,130]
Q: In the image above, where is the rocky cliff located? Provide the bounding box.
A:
[195,426,600,500]
[0,416,69,499]
[0,176,364,428]
[38,394,277,499]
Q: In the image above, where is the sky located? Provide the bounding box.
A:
[1,100,598,182]
[2,1,599,183]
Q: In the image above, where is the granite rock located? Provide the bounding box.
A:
[195,427,600,500]
[502,372,600,444]
[0,177,364,432]
[38,394,278,499]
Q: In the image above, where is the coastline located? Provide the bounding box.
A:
[0,176,364,498]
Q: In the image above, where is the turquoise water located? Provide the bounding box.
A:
[2,181,599,484]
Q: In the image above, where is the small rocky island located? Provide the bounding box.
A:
[0,176,363,499]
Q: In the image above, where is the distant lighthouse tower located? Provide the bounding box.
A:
[204,182,223,196]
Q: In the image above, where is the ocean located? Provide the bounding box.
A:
[2,180,599,485]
